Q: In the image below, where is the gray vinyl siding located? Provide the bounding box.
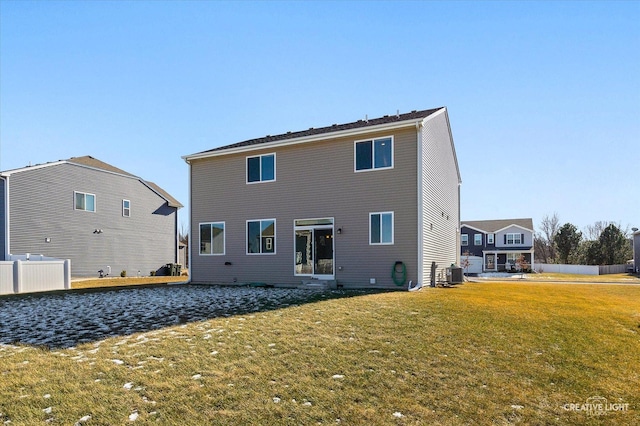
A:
[419,110,461,285]
[190,127,420,289]
[7,163,177,277]
[0,177,6,260]
[634,233,640,273]
[495,226,533,248]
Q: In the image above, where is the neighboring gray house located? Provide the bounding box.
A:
[460,218,535,274]
[183,107,461,289]
[0,156,182,277]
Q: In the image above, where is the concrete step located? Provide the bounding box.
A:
[298,279,337,290]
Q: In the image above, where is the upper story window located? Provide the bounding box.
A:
[506,233,523,245]
[487,233,495,244]
[474,234,482,245]
[200,222,225,255]
[122,199,131,217]
[355,136,393,172]
[247,153,275,183]
[461,234,469,246]
[247,219,276,254]
[74,191,96,212]
[370,212,394,245]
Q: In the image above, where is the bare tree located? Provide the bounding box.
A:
[460,250,472,280]
[534,213,560,263]
[516,254,529,278]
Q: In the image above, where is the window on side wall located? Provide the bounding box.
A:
[474,234,482,245]
[247,219,276,254]
[461,234,469,246]
[487,233,494,244]
[122,199,131,217]
[355,137,393,171]
[74,191,96,212]
[200,222,225,255]
[370,212,394,245]
[247,153,275,183]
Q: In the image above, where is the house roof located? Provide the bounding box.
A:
[462,218,534,233]
[1,155,182,208]
[185,107,445,158]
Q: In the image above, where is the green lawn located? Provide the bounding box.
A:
[1,282,638,425]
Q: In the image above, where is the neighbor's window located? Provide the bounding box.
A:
[200,222,225,255]
[247,153,275,183]
[122,199,131,217]
[355,137,393,171]
[461,234,469,246]
[247,219,276,254]
[506,233,523,245]
[474,234,482,245]
[370,212,394,245]
[74,191,96,212]
[487,233,495,244]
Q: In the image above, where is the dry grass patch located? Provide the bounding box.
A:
[1,283,638,425]
[71,276,186,289]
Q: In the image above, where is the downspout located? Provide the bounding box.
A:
[1,175,9,260]
[416,121,424,287]
[182,159,193,284]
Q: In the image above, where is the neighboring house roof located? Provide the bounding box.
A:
[462,218,534,233]
[1,155,182,208]
[185,107,445,158]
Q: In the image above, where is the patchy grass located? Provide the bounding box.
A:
[1,282,638,425]
[71,276,187,289]
[483,272,640,283]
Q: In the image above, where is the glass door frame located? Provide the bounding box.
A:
[293,217,335,280]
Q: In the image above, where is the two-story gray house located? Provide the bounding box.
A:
[183,107,461,289]
[460,218,535,274]
[0,156,182,277]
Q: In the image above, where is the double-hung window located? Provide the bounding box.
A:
[506,233,523,245]
[461,234,469,246]
[74,191,96,212]
[355,136,393,171]
[370,212,394,245]
[247,153,275,183]
[474,234,482,246]
[200,222,225,255]
[122,200,131,217]
[487,233,494,244]
[247,219,276,254]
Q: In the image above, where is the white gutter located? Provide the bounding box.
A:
[182,117,427,162]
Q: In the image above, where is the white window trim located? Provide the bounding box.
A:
[461,234,469,246]
[122,199,131,217]
[369,211,394,245]
[246,218,277,255]
[246,153,276,184]
[506,233,523,245]
[74,191,96,212]
[487,233,494,244]
[199,221,226,256]
[474,234,482,246]
[354,136,394,172]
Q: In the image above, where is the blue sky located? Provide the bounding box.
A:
[1,1,638,235]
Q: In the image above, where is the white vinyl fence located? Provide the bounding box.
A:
[534,263,629,275]
[0,256,71,295]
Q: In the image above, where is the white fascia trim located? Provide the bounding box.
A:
[461,224,489,234]
[0,160,67,176]
[494,224,534,234]
[416,122,424,284]
[182,118,426,162]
